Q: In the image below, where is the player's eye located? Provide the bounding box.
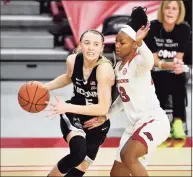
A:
[84,42,89,45]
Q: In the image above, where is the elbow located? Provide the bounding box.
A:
[101,110,109,116]
[98,106,109,116]
[103,106,110,116]
[150,56,155,69]
[147,55,154,70]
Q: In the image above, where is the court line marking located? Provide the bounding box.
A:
[1,170,191,172]
[1,165,191,167]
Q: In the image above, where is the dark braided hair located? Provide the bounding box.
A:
[127,6,148,32]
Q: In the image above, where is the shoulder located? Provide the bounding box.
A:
[134,54,144,65]
[96,56,114,71]
[66,53,82,67]
[66,53,77,63]
[147,20,162,38]
[150,20,162,30]
[97,59,114,74]
[96,58,115,84]
[176,22,191,33]
[66,54,77,76]
[150,19,160,25]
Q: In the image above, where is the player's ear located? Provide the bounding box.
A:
[73,44,82,54]
[100,44,104,55]
[133,41,138,50]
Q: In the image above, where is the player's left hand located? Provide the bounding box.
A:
[83,116,106,130]
[136,23,150,46]
[173,58,184,75]
[45,95,68,117]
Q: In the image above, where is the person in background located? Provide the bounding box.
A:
[145,0,191,139]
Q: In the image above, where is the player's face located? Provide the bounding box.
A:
[80,32,104,61]
[163,1,180,25]
[115,31,136,59]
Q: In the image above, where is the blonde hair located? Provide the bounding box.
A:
[73,45,81,54]
[72,47,114,67]
[72,29,115,67]
[157,1,185,25]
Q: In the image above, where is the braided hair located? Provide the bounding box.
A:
[127,6,148,32]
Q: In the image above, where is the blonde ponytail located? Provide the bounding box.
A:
[73,45,81,54]
[95,55,113,67]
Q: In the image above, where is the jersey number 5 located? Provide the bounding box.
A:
[119,86,130,102]
[85,98,93,105]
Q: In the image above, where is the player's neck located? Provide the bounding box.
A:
[122,50,136,65]
[83,58,98,70]
[163,22,175,32]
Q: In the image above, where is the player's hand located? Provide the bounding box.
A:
[173,58,184,75]
[136,23,150,47]
[83,116,106,130]
[45,95,68,117]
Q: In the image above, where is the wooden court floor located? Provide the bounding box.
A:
[1,147,192,176]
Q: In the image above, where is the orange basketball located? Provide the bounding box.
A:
[18,81,50,113]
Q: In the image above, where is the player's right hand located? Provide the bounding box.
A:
[83,116,106,130]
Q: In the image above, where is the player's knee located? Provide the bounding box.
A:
[76,160,90,172]
[72,150,87,167]
[71,146,87,165]
[120,148,135,165]
[58,136,87,173]
[120,147,126,163]
[70,136,87,166]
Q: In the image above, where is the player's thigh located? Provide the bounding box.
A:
[85,120,110,163]
[119,137,152,169]
[121,138,147,162]
[132,113,170,154]
[115,124,133,163]
[110,160,131,176]
[60,114,86,143]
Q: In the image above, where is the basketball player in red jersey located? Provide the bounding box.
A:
[84,7,175,176]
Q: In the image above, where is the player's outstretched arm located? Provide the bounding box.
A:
[44,54,75,91]
[136,24,154,73]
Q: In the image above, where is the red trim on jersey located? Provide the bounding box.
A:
[131,119,155,153]
[128,53,139,65]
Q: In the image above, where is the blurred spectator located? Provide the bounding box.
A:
[145,1,191,139]
[3,0,10,5]
[184,0,192,28]
[183,0,192,65]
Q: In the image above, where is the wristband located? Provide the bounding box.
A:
[158,60,165,69]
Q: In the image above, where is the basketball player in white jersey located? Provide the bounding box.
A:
[83,6,182,176]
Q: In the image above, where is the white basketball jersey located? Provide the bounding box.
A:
[114,53,161,124]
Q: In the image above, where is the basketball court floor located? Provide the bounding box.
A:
[1,137,192,176]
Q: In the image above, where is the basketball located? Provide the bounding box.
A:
[18,81,50,113]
